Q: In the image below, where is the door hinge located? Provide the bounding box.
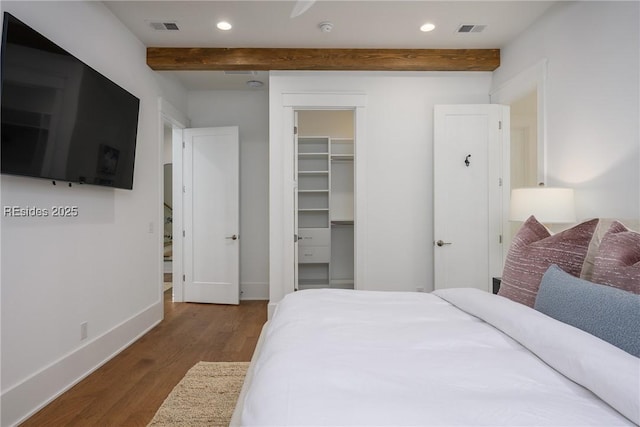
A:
[183,274,185,282]
[499,235,503,244]
[182,141,185,148]
[498,121,502,130]
[182,230,185,237]
[294,234,299,242]
[498,177,503,187]
[183,185,186,193]
[294,126,298,135]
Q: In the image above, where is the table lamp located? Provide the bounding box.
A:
[509,187,576,224]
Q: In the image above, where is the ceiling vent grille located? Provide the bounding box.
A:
[224,71,258,76]
[149,21,180,31]
[457,24,487,33]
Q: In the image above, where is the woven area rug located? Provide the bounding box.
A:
[148,361,249,426]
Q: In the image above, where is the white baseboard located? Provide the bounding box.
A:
[240,282,269,300]
[268,302,278,319]
[1,301,163,427]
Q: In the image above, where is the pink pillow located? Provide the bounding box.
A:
[592,221,640,294]
[498,216,598,307]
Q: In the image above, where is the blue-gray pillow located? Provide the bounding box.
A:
[534,264,640,357]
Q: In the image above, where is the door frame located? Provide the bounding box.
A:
[490,59,547,257]
[158,98,189,302]
[269,92,367,317]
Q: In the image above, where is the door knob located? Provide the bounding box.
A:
[226,234,238,240]
[436,240,452,247]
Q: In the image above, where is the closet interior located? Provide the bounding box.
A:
[296,110,355,290]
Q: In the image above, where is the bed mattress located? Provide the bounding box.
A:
[234,288,639,426]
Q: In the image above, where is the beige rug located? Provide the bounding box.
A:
[148,361,249,426]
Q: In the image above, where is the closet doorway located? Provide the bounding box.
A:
[294,110,355,291]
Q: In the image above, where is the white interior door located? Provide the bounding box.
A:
[183,126,239,304]
[434,105,508,292]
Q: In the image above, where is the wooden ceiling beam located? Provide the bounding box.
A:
[147,47,500,72]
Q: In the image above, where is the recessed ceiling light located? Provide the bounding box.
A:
[420,23,436,32]
[319,22,333,33]
[217,21,232,31]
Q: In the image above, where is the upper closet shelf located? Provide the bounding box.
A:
[299,152,329,158]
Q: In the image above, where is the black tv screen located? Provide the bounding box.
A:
[1,12,140,189]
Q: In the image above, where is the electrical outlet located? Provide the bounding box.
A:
[80,322,88,340]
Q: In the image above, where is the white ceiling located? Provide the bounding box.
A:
[104,0,557,90]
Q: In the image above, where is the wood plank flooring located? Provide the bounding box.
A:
[21,290,267,427]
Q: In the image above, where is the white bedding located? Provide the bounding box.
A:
[237,288,639,426]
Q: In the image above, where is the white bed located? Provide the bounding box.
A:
[232,288,639,426]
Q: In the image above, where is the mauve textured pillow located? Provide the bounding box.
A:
[592,221,640,294]
[498,216,598,307]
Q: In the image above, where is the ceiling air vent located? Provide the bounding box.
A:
[457,24,487,33]
[149,21,180,31]
[224,71,258,76]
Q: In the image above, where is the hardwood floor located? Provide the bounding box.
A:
[21,290,267,427]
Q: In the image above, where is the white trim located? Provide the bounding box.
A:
[490,61,547,261]
[158,98,188,302]
[489,59,548,185]
[282,92,368,108]
[353,107,367,289]
[269,91,367,317]
[498,106,511,274]
[1,301,162,427]
[171,127,185,301]
[282,107,296,297]
[159,98,188,129]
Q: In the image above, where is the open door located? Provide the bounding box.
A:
[183,126,240,304]
[433,105,509,292]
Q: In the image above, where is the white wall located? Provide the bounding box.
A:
[0,2,187,426]
[493,1,640,220]
[188,90,270,299]
[269,71,492,309]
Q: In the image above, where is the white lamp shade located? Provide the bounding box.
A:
[510,187,576,223]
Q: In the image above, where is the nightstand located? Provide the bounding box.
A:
[492,277,502,294]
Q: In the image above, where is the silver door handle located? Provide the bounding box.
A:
[436,240,452,247]
[226,234,238,240]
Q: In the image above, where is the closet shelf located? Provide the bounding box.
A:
[297,130,354,292]
[330,279,355,288]
[298,279,331,289]
[299,152,329,157]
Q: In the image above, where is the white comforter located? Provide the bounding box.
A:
[238,288,640,426]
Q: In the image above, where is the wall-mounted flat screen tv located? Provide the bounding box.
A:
[1,12,140,190]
